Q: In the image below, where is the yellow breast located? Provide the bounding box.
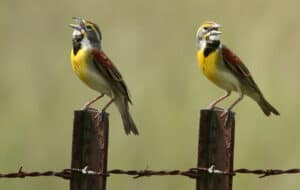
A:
[70,48,91,83]
[197,49,220,83]
[197,49,241,92]
[70,48,112,95]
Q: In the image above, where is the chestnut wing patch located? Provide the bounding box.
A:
[222,45,261,94]
[91,49,132,103]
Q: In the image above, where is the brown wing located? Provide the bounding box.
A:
[221,45,262,94]
[91,49,132,103]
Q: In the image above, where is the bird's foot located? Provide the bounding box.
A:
[220,109,231,127]
[94,109,105,124]
[207,104,215,109]
[81,104,89,110]
[220,109,228,118]
[80,105,98,112]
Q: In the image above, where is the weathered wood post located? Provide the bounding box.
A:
[70,109,109,190]
[196,109,235,190]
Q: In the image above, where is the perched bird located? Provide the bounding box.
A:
[69,17,138,135]
[196,21,279,116]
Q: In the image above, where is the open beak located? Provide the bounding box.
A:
[209,30,222,36]
[210,23,221,32]
[72,17,85,26]
[69,17,86,30]
[69,24,81,31]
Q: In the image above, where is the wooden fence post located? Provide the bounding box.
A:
[70,109,109,190]
[196,109,235,190]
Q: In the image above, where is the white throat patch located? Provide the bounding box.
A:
[72,29,82,37]
[72,29,93,49]
[198,40,207,50]
[209,34,220,41]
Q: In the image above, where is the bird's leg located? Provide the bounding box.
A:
[208,91,231,110]
[102,98,115,112]
[81,93,104,110]
[94,98,115,122]
[223,93,244,114]
[221,93,244,125]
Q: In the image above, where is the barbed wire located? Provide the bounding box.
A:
[1,166,300,180]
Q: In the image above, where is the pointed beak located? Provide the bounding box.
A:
[72,16,85,24]
[69,17,86,30]
[209,30,222,35]
[69,24,81,31]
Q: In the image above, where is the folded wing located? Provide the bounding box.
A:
[91,49,132,103]
[221,45,261,94]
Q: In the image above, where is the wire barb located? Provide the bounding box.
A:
[1,166,300,180]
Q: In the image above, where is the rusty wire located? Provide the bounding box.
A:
[1,166,300,180]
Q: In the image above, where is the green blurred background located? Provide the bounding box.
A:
[0,0,299,189]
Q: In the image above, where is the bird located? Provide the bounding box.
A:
[69,17,139,135]
[196,21,279,117]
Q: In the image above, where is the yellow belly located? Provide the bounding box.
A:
[70,49,112,96]
[197,49,240,92]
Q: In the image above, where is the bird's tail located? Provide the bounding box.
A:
[257,96,280,116]
[115,97,139,135]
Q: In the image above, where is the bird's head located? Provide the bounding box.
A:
[69,17,102,51]
[196,21,222,49]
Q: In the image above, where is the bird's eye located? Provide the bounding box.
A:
[86,25,92,30]
[203,27,208,30]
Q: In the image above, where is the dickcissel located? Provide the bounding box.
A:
[69,17,138,135]
[196,21,279,117]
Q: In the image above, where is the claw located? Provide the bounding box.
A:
[92,98,114,125]
[81,104,89,110]
[220,109,228,118]
[94,110,105,125]
[220,109,230,127]
[207,104,215,109]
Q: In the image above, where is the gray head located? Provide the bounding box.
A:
[196,21,222,49]
[69,17,102,50]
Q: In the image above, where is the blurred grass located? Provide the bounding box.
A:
[0,0,300,189]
